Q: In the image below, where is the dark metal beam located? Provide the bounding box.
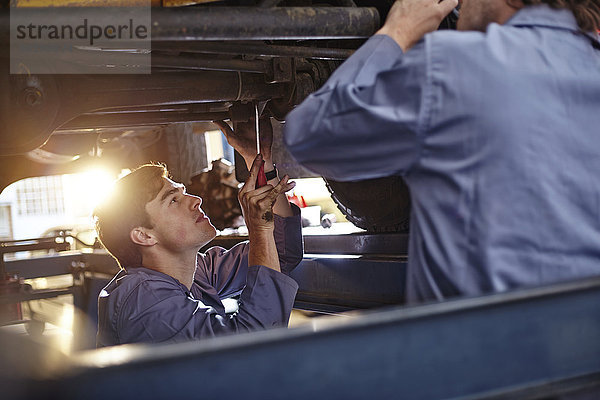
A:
[3,251,118,280]
[4,253,80,280]
[0,288,73,304]
[150,7,380,41]
[291,256,406,311]
[1,69,289,155]
[55,72,285,109]
[151,54,269,73]
[1,238,70,276]
[0,7,380,43]
[59,111,230,129]
[152,42,355,60]
[204,233,410,256]
[0,238,70,255]
[9,47,271,74]
[9,276,598,400]
[304,233,409,255]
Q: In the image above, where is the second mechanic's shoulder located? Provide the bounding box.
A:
[426,28,488,56]
[426,23,527,64]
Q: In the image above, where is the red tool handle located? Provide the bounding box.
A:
[257,160,268,188]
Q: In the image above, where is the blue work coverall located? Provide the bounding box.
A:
[284,5,600,303]
[97,207,302,346]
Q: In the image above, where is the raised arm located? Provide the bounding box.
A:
[283,0,457,182]
[197,201,302,298]
[213,118,303,275]
[238,154,295,271]
[215,118,294,218]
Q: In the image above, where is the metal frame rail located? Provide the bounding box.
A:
[0,239,118,348]
[0,238,72,307]
[205,232,410,312]
[3,275,599,399]
[4,233,408,312]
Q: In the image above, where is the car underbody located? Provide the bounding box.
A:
[0,0,460,231]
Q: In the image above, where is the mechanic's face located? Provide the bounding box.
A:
[457,0,507,32]
[145,178,217,252]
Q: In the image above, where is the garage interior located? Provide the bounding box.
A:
[1,2,600,399]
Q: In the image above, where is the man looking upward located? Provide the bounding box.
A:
[95,120,302,346]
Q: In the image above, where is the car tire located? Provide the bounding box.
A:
[324,176,411,232]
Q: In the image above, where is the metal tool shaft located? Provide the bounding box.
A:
[255,103,260,155]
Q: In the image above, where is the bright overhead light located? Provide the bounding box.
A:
[64,169,117,217]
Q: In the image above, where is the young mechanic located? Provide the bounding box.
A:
[284,0,600,303]
[94,120,302,346]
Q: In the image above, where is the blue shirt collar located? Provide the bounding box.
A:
[126,265,190,291]
[506,4,599,48]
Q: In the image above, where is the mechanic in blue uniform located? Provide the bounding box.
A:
[284,0,600,303]
[94,120,302,346]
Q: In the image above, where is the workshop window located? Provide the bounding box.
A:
[16,176,65,216]
[0,205,12,240]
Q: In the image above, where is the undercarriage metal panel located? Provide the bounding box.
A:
[204,233,409,310]
[150,7,380,41]
[152,41,356,60]
[303,232,409,255]
[204,232,410,256]
[14,276,600,399]
[5,233,408,311]
[0,7,379,42]
[0,6,379,156]
[4,251,119,280]
[0,70,288,155]
[291,255,406,311]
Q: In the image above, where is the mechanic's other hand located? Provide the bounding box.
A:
[238,154,295,233]
[376,0,458,51]
[214,118,274,167]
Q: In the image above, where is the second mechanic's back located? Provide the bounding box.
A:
[284,5,600,302]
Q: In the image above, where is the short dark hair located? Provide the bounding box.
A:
[521,0,600,31]
[93,164,168,269]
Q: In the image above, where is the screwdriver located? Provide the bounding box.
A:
[255,103,268,188]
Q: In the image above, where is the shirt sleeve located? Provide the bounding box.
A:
[273,203,303,275]
[283,34,427,181]
[117,266,299,344]
[196,203,303,297]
